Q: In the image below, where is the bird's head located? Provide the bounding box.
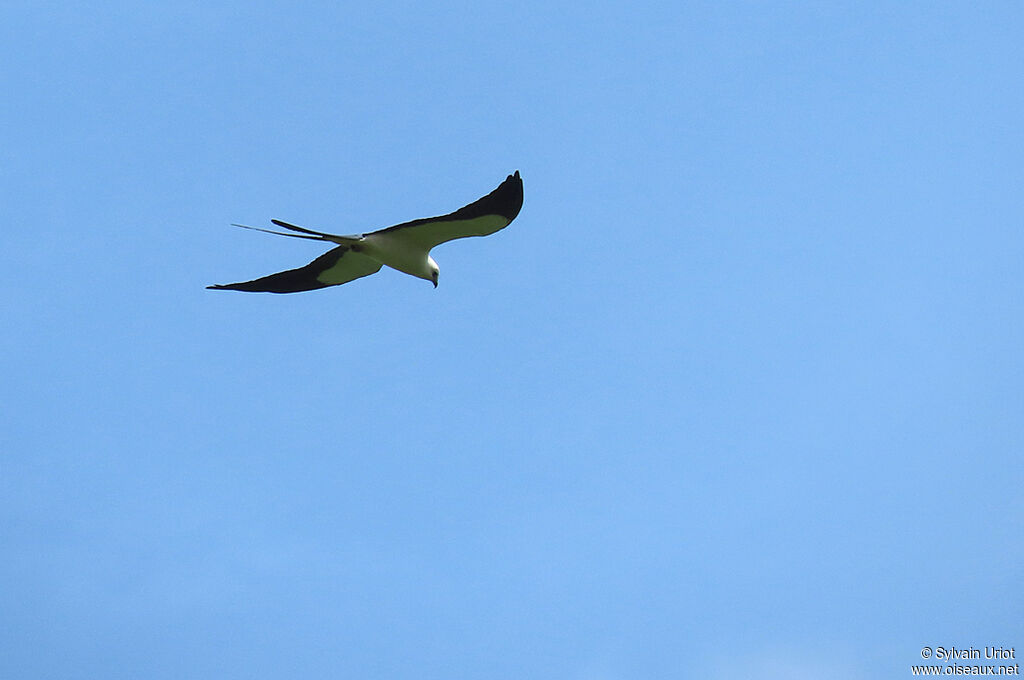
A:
[428,257,439,288]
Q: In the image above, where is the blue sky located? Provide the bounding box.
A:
[2,1,1021,678]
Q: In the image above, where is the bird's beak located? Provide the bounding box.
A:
[432,279,438,288]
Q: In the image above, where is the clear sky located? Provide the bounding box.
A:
[2,2,1021,678]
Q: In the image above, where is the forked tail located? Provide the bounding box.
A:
[229,219,362,245]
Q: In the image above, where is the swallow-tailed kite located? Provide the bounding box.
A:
[208,171,523,293]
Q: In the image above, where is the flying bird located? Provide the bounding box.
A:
[208,171,523,293]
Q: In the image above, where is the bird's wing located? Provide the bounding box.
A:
[368,171,523,251]
[207,245,382,293]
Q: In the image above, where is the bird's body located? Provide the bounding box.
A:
[357,230,440,282]
[208,171,523,293]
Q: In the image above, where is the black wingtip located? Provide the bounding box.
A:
[207,283,258,291]
[498,170,524,222]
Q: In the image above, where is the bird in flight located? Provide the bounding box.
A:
[208,171,523,293]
